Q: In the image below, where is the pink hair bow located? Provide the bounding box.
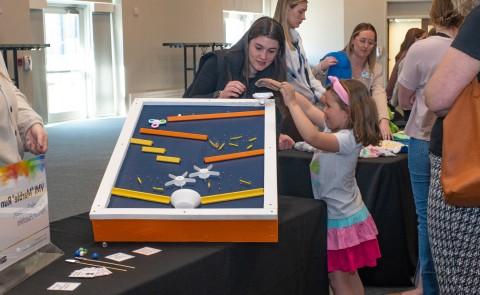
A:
[328,76,349,106]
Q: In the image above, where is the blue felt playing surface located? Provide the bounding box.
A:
[108,104,267,209]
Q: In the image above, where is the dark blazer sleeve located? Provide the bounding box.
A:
[183,54,219,98]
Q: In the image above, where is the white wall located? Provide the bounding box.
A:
[298,0,344,65]
[267,0,344,66]
[388,1,431,17]
[0,0,32,43]
[120,0,264,108]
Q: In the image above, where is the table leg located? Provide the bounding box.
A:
[183,46,187,92]
[13,49,19,88]
[192,46,197,77]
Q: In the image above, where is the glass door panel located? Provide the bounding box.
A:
[387,18,422,78]
[45,8,88,122]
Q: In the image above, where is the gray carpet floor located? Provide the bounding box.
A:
[44,116,124,222]
[41,117,413,294]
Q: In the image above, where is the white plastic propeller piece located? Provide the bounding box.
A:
[189,164,220,180]
[170,189,201,209]
[164,171,196,187]
[252,92,274,99]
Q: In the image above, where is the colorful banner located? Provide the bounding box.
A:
[0,155,50,272]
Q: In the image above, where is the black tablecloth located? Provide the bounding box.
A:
[278,150,417,286]
[8,196,328,295]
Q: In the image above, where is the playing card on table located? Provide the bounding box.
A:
[132,246,162,256]
[47,282,81,291]
[105,252,135,262]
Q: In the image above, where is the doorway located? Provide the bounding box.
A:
[387,18,431,78]
[44,5,93,122]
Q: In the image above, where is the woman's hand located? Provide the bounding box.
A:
[379,119,392,140]
[219,81,246,98]
[319,56,337,71]
[25,123,48,155]
[278,133,295,150]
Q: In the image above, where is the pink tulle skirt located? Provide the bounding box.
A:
[327,206,381,273]
[328,238,381,272]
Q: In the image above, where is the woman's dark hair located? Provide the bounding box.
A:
[395,28,426,62]
[430,0,464,28]
[230,17,287,83]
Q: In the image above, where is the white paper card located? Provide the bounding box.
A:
[69,269,96,278]
[68,267,113,278]
[47,282,81,291]
[105,252,135,262]
[132,246,162,256]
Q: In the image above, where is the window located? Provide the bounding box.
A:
[223,11,263,46]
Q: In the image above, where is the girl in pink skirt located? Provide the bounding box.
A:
[259,76,382,294]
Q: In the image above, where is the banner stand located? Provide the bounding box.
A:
[0,243,63,294]
[0,155,61,294]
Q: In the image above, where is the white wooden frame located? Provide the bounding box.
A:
[90,98,277,221]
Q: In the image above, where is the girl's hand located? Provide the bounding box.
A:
[255,78,296,106]
[279,82,296,107]
[220,81,246,98]
[379,119,392,140]
[255,78,282,91]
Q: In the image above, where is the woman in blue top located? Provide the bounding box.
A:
[314,23,392,140]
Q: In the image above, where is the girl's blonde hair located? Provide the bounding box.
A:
[344,23,378,74]
[273,0,308,50]
[329,79,381,146]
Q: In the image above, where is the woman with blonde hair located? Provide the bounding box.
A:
[273,0,326,145]
[315,23,392,140]
[425,0,480,293]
